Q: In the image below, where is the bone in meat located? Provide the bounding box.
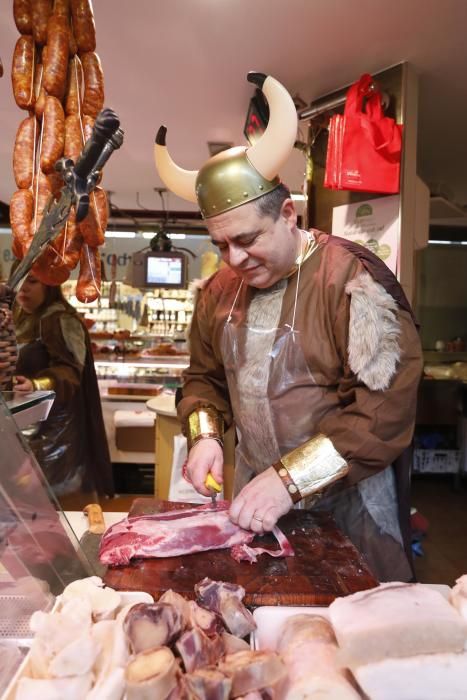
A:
[124,602,184,654]
[195,578,256,639]
[219,650,287,698]
[176,627,224,673]
[125,646,179,700]
[183,668,232,700]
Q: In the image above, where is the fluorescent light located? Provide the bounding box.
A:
[105,231,136,239]
[429,240,467,245]
[291,193,306,201]
[142,232,187,240]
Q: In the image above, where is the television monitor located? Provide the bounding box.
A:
[144,250,187,289]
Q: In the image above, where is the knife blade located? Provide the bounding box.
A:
[80,503,107,577]
[205,473,222,509]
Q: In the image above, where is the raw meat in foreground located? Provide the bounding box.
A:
[99,501,294,566]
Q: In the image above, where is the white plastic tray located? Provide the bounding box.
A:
[250,584,451,652]
[251,605,329,651]
[1,590,153,700]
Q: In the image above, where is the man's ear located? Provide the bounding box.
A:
[280,198,297,228]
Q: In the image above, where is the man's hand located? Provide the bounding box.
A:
[14,375,34,393]
[229,466,293,534]
[185,438,223,496]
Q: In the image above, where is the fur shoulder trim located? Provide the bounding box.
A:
[345,271,401,391]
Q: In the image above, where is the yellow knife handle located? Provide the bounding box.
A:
[205,473,222,492]
[84,503,106,534]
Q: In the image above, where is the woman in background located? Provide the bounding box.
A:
[13,272,114,498]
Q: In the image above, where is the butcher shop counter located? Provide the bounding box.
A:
[71,498,377,608]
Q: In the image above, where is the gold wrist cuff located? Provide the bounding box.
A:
[281,433,349,499]
[187,406,224,450]
[32,376,55,391]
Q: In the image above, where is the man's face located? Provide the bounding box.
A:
[206,198,299,288]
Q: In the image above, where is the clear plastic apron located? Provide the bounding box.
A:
[220,240,411,582]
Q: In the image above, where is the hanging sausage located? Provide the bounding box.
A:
[9,0,109,297]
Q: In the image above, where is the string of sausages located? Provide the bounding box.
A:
[11,0,107,302]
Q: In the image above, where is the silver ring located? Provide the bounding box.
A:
[253,515,263,522]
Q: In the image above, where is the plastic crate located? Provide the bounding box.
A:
[413,449,460,474]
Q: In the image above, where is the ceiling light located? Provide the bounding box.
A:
[105,231,136,239]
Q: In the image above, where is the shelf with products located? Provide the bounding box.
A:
[64,280,194,342]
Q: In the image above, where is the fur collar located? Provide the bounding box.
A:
[346,272,401,391]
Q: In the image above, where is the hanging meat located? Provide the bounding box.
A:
[9,0,109,298]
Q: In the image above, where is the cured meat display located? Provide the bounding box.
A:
[9,0,107,302]
[98,501,295,566]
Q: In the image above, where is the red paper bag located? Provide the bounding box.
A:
[339,74,403,193]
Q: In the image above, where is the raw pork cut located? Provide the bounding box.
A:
[99,501,294,566]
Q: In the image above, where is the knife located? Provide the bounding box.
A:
[205,473,222,509]
[5,108,124,297]
[80,503,107,577]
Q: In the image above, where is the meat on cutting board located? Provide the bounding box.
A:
[99,501,294,566]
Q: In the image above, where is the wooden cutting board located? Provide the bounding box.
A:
[103,499,377,606]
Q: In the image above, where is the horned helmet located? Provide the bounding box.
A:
[154,72,298,219]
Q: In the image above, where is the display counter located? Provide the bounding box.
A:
[94,356,189,468]
[2,390,55,429]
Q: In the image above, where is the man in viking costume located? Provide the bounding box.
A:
[154,73,423,581]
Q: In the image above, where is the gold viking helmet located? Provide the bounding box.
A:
[154,72,298,218]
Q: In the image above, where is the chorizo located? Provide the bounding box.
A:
[81,51,104,118]
[79,186,107,247]
[68,26,78,57]
[13,0,32,34]
[70,0,96,53]
[53,0,69,16]
[40,95,65,173]
[33,58,46,119]
[64,113,82,162]
[82,114,94,142]
[32,246,71,285]
[52,209,82,269]
[31,170,53,235]
[77,244,101,302]
[65,56,83,115]
[10,189,34,259]
[13,116,37,189]
[11,35,35,110]
[47,170,65,197]
[43,14,69,98]
[31,0,53,45]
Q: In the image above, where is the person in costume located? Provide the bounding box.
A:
[154,72,423,581]
[13,271,114,498]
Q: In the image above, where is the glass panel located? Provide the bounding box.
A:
[0,394,92,641]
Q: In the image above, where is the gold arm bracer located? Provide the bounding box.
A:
[279,433,349,500]
[32,376,55,391]
[186,405,224,450]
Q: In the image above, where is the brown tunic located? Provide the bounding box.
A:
[179,232,423,489]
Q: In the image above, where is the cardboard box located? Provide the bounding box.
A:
[114,410,155,453]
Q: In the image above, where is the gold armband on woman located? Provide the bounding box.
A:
[32,376,55,391]
[273,433,349,503]
[186,406,224,450]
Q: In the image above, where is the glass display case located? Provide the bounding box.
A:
[0,393,92,678]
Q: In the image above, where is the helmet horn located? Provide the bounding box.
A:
[246,73,298,180]
[154,126,198,203]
